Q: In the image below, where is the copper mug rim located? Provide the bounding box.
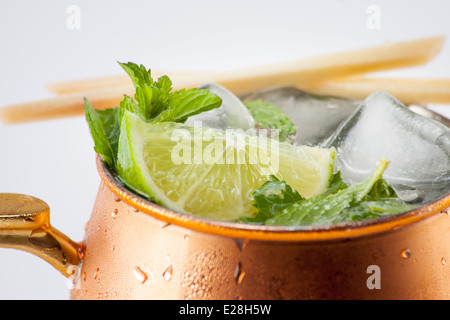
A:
[96,155,450,242]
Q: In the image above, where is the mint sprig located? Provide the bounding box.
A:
[244,99,296,142]
[84,62,222,171]
[241,159,416,226]
[155,88,224,123]
[83,99,120,168]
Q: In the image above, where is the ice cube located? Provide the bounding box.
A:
[241,86,359,146]
[185,83,255,130]
[326,91,450,204]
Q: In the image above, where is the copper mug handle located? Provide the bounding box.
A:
[0,193,81,278]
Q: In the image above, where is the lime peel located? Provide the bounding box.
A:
[118,112,335,221]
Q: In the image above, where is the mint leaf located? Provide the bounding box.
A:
[323,171,348,195]
[154,75,173,93]
[241,172,347,224]
[117,61,221,123]
[340,199,416,222]
[84,61,222,172]
[363,177,397,200]
[154,88,222,123]
[118,62,174,121]
[134,86,165,120]
[118,62,153,88]
[267,159,391,225]
[244,99,296,142]
[118,95,138,125]
[240,175,303,224]
[242,159,415,226]
[83,99,119,169]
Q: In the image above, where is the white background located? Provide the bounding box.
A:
[0,0,449,300]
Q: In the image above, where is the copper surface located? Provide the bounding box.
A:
[0,154,448,299]
[68,156,449,299]
[0,152,449,299]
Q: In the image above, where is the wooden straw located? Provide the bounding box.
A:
[46,71,212,95]
[213,36,446,95]
[0,36,445,125]
[47,36,446,96]
[47,75,131,95]
[0,86,134,125]
[301,77,450,105]
[0,75,212,125]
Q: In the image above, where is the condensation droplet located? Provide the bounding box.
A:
[401,248,411,259]
[94,268,100,280]
[111,245,116,252]
[441,257,446,266]
[162,223,171,228]
[77,245,85,260]
[163,264,173,281]
[133,266,148,284]
[132,208,139,213]
[111,209,119,219]
[83,272,87,281]
[113,195,121,202]
[233,239,250,251]
[184,235,190,242]
[234,263,245,285]
[235,295,243,300]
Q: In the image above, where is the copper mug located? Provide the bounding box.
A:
[0,153,449,300]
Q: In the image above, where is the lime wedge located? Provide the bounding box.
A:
[117,112,335,221]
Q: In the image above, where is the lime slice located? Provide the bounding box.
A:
[117,112,335,221]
